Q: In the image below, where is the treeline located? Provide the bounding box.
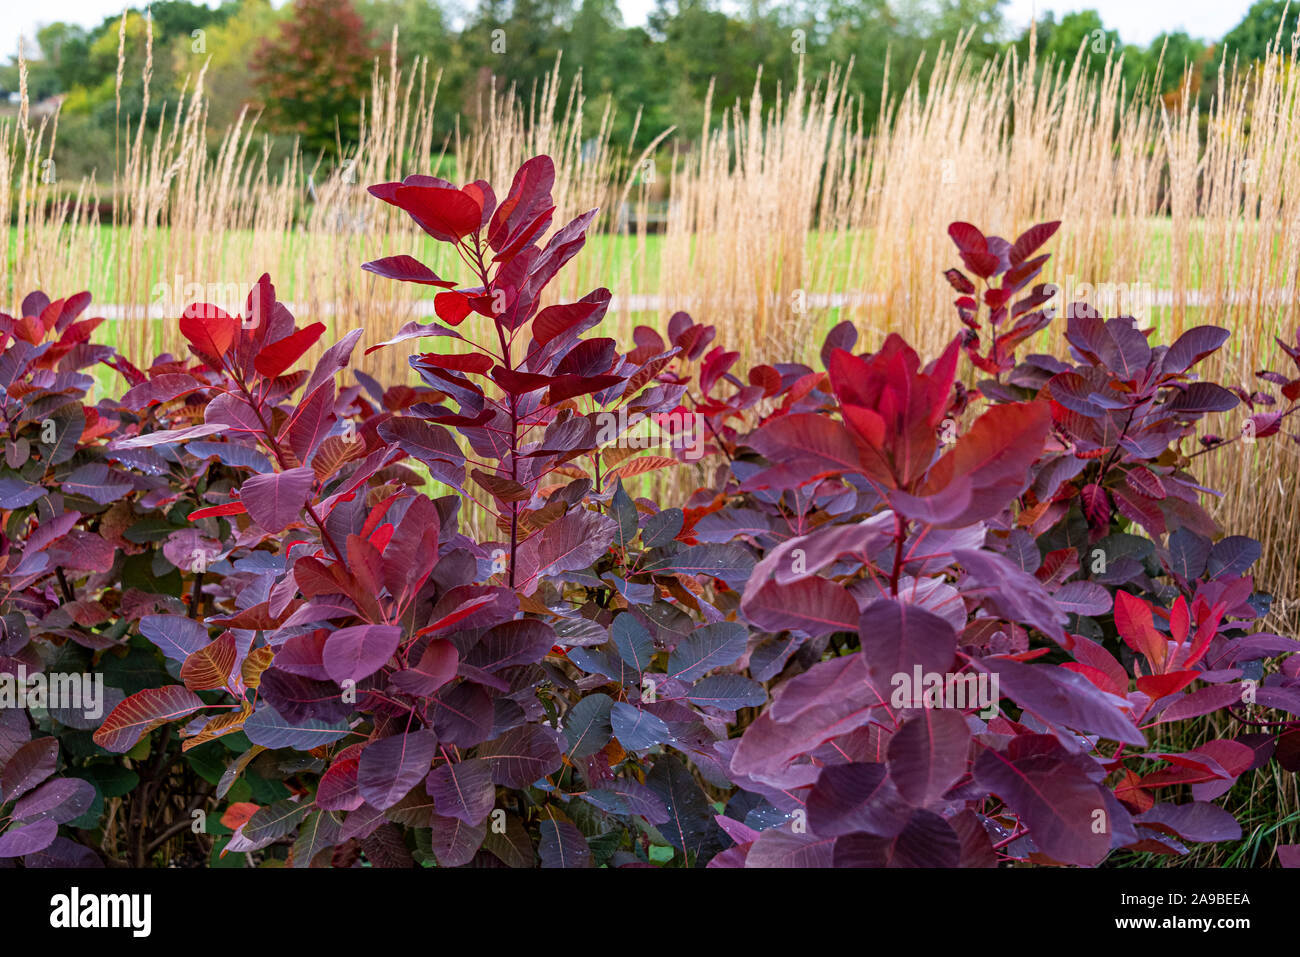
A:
[2,0,1296,179]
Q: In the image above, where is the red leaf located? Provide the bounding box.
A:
[926,400,1051,495]
[414,352,494,375]
[255,322,326,379]
[491,367,556,395]
[1114,591,1166,669]
[1136,670,1199,700]
[323,624,403,684]
[188,501,247,520]
[179,305,238,367]
[392,185,483,241]
[1169,595,1190,643]
[487,155,556,252]
[1080,483,1110,529]
[1008,221,1060,267]
[1125,466,1166,501]
[546,373,625,403]
[221,802,260,829]
[532,300,601,344]
[414,596,496,636]
[93,686,206,753]
[434,292,473,325]
[948,222,988,255]
[119,373,204,409]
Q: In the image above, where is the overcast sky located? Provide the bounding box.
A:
[1,0,1261,60]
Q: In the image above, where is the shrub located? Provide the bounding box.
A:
[2,158,1298,868]
[678,221,1300,866]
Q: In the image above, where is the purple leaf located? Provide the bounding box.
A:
[303,328,364,397]
[886,708,970,807]
[282,381,337,463]
[464,620,555,672]
[429,813,486,867]
[426,758,495,825]
[645,755,717,859]
[358,729,437,810]
[731,654,881,784]
[361,255,457,287]
[951,548,1067,643]
[641,544,755,585]
[1207,536,1261,579]
[119,373,204,409]
[139,615,211,661]
[745,828,836,868]
[243,705,349,751]
[429,681,495,746]
[563,693,614,758]
[323,624,402,684]
[259,669,351,723]
[1162,326,1230,375]
[972,658,1145,746]
[744,414,862,480]
[858,599,958,699]
[363,319,465,356]
[539,819,591,868]
[974,746,1111,866]
[833,809,962,867]
[63,464,133,504]
[1166,382,1239,413]
[377,416,466,472]
[610,702,673,751]
[513,508,617,594]
[806,763,911,838]
[12,778,95,825]
[685,675,767,711]
[0,819,58,858]
[240,467,315,534]
[22,836,103,867]
[666,622,748,682]
[1150,684,1245,724]
[389,640,459,697]
[478,724,564,788]
[110,422,226,450]
[0,737,57,804]
[741,577,861,637]
[1136,802,1241,843]
[1053,580,1113,616]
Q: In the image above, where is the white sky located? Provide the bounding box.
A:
[1,0,1260,60]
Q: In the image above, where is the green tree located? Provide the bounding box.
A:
[190,0,283,136]
[358,0,465,134]
[1219,0,1300,62]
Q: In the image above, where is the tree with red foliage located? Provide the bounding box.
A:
[251,0,382,155]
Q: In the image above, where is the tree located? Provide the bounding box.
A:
[251,0,384,155]
[1219,0,1300,63]
[1145,31,1208,102]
